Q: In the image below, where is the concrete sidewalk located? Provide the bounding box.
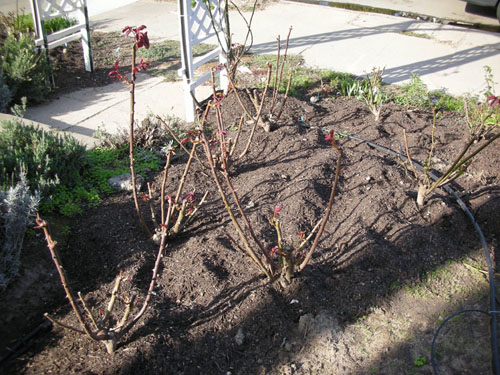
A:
[23,0,500,147]
[308,0,500,28]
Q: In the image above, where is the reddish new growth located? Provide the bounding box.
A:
[212,92,224,108]
[122,25,150,49]
[273,205,281,217]
[109,26,150,84]
[184,192,196,202]
[325,130,334,143]
[487,95,500,107]
[108,61,126,82]
[133,58,150,74]
[137,193,150,202]
[108,59,149,83]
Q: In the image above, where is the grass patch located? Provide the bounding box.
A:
[239,53,368,98]
[139,40,215,81]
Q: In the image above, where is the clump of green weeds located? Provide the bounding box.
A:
[392,74,430,108]
[414,355,428,367]
[38,145,163,216]
[429,90,464,112]
[321,71,363,97]
[391,73,463,111]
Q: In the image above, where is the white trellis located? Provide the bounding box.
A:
[30,0,93,72]
[178,0,228,122]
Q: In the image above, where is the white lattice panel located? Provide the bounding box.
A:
[188,0,223,44]
[179,0,228,122]
[31,0,93,72]
[37,0,84,20]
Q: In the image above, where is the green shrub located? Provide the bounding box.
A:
[37,143,162,217]
[40,185,101,216]
[0,31,51,105]
[9,13,33,33]
[0,119,86,194]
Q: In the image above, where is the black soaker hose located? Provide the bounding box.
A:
[301,123,499,374]
[0,320,52,364]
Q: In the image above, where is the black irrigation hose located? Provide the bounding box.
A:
[299,123,499,374]
[333,130,500,375]
[431,309,500,374]
[0,320,52,364]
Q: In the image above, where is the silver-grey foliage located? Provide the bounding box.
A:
[0,173,40,291]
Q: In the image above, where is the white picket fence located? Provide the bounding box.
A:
[30,0,93,72]
[178,0,228,122]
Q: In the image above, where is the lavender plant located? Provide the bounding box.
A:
[0,172,39,291]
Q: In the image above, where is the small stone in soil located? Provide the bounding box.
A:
[235,327,245,345]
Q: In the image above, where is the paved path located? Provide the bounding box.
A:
[16,0,500,147]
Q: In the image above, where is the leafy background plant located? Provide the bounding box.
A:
[0,10,77,110]
[0,119,86,193]
[0,31,51,106]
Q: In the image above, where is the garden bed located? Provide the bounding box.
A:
[1,88,499,374]
[0,25,499,374]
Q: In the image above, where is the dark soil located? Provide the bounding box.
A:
[47,31,136,98]
[1,33,499,375]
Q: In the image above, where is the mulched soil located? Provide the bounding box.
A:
[47,31,136,98]
[1,32,499,375]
